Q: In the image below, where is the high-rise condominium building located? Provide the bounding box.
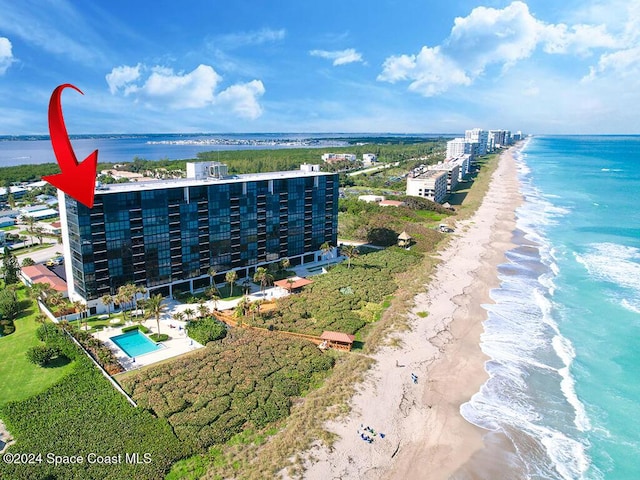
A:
[59,162,338,314]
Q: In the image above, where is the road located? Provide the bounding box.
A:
[14,243,63,265]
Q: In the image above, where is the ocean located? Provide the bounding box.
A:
[461,136,640,479]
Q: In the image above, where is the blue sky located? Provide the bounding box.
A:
[0,0,638,135]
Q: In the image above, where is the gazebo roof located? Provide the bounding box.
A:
[320,331,356,344]
[398,231,412,240]
[274,276,313,290]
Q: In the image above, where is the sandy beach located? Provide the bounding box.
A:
[296,146,522,479]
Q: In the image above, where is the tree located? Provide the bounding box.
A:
[205,287,220,311]
[21,257,35,267]
[101,294,114,318]
[28,282,50,312]
[286,278,295,294]
[225,270,238,297]
[116,283,136,321]
[1,248,20,285]
[253,267,274,294]
[208,268,222,297]
[34,314,49,341]
[25,216,36,247]
[172,311,185,323]
[280,257,290,271]
[183,307,195,322]
[320,241,332,266]
[33,225,45,245]
[197,302,210,319]
[341,244,360,269]
[144,293,166,336]
[249,301,259,322]
[0,288,20,320]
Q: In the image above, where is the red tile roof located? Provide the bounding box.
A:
[21,264,67,292]
[274,277,313,290]
[321,331,356,344]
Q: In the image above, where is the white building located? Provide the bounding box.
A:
[362,153,378,165]
[406,170,448,203]
[446,138,474,159]
[358,195,385,203]
[321,153,357,163]
[465,128,489,156]
[449,155,472,180]
[428,162,460,192]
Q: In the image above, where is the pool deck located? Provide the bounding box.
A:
[93,319,204,371]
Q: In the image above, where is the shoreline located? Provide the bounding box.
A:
[296,146,523,479]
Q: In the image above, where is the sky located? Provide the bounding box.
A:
[0,0,638,135]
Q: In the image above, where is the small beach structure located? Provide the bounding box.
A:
[397,231,412,248]
[320,331,356,351]
[274,276,313,293]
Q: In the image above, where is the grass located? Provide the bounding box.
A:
[6,242,56,255]
[0,285,76,408]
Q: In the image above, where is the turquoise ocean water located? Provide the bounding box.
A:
[461,136,640,479]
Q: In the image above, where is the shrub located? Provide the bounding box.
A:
[122,324,150,333]
[25,345,58,366]
[149,333,170,342]
[186,318,227,345]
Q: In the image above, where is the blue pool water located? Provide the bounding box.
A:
[110,330,161,358]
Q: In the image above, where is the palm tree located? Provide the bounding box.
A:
[280,257,290,272]
[286,277,296,294]
[101,294,114,318]
[249,301,259,322]
[33,225,45,245]
[144,293,166,336]
[253,267,274,294]
[133,284,147,311]
[28,282,49,312]
[208,268,222,297]
[72,300,84,331]
[172,311,185,323]
[183,307,195,322]
[205,288,220,311]
[197,301,209,319]
[25,216,35,246]
[225,270,238,297]
[320,241,332,266]
[342,244,360,269]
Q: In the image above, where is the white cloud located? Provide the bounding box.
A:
[378,46,471,96]
[0,37,14,74]
[105,64,141,94]
[216,80,265,119]
[309,48,363,66]
[585,46,640,80]
[378,1,625,97]
[211,28,286,50]
[106,63,265,118]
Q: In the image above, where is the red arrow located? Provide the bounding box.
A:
[43,84,97,208]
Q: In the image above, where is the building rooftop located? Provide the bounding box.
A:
[321,331,356,344]
[409,170,447,180]
[93,166,334,195]
[21,264,67,292]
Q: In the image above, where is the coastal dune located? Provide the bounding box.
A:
[297,146,522,479]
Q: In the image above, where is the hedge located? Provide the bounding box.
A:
[122,330,334,452]
[0,355,186,480]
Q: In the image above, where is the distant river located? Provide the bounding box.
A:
[0,133,443,167]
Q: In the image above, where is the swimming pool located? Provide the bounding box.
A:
[110,330,161,358]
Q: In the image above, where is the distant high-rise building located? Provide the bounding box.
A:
[465,128,489,156]
[59,162,338,313]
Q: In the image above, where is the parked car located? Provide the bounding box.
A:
[46,255,64,266]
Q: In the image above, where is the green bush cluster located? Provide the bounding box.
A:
[186,317,227,345]
[122,324,149,333]
[249,248,421,335]
[149,333,170,342]
[122,330,334,452]
[0,355,186,480]
[58,321,124,375]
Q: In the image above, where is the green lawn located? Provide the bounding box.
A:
[0,287,76,408]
